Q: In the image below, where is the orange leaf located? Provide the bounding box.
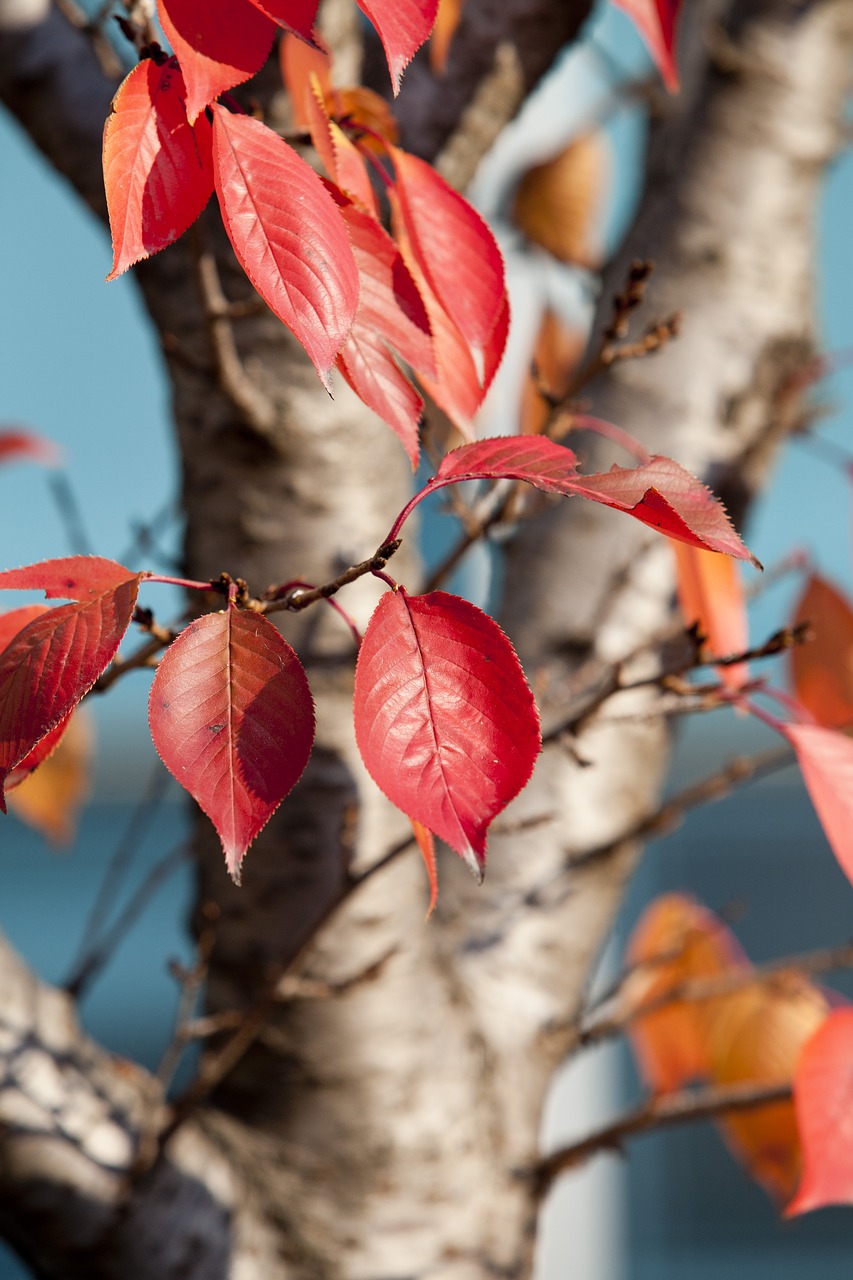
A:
[672,541,749,691]
[280,31,332,128]
[791,574,853,730]
[410,818,438,918]
[429,0,463,74]
[707,973,830,1205]
[519,309,587,436]
[623,894,749,1093]
[512,133,610,268]
[7,709,93,844]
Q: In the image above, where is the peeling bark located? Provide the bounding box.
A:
[0,0,851,1277]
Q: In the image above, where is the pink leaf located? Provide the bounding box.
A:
[353,588,540,879]
[0,577,140,803]
[612,0,681,91]
[356,0,439,92]
[149,608,315,882]
[433,440,760,565]
[247,0,320,42]
[784,723,853,890]
[0,428,62,468]
[104,57,214,280]
[786,1009,853,1215]
[0,556,138,600]
[212,107,359,386]
[158,0,275,123]
[390,146,506,362]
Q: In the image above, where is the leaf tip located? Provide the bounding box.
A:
[460,839,485,885]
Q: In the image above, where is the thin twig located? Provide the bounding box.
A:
[65,764,171,997]
[533,1080,792,1196]
[46,472,95,556]
[579,940,853,1049]
[261,540,402,612]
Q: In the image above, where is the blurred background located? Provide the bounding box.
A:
[1,1,852,1275]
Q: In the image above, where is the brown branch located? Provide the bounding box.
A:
[190,224,278,435]
[533,1079,793,1197]
[260,539,402,612]
[580,939,853,1050]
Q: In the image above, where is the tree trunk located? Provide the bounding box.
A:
[0,0,851,1276]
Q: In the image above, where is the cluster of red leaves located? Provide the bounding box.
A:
[0,434,757,895]
[102,0,504,467]
[623,894,853,1215]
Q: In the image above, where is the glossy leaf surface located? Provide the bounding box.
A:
[158,0,275,122]
[336,200,433,465]
[354,589,540,879]
[104,58,213,280]
[213,107,359,385]
[0,556,138,599]
[356,0,439,92]
[391,146,505,360]
[432,439,759,564]
[149,608,315,881]
[791,575,853,730]
[0,572,140,802]
[787,1009,853,1215]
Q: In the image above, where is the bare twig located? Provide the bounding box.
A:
[261,540,402,612]
[533,1079,792,1197]
[579,939,853,1049]
[46,472,94,556]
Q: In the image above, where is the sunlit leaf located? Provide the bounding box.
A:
[212,107,359,386]
[149,608,315,882]
[353,588,540,880]
[391,146,506,363]
[158,0,275,122]
[0,566,140,803]
[104,57,213,280]
[356,0,440,93]
[247,0,319,42]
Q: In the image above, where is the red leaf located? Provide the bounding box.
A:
[0,606,69,792]
[336,200,433,464]
[280,32,332,128]
[305,81,379,215]
[787,1009,853,1215]
[612,0,681,91]
[149,608,315,882]
[0,555,138,600]
[104,57,213,280]
[390,146,506,362]
[356,0,439,92]
[247,0,319,42]
[353,588,540,879]
[212,107,359,386]
[158,0,275,123]
[0,577,140,803]
[0,428,61,468]
[6,713,73,793]
[433,440,760,565]
[784,723,853,889]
